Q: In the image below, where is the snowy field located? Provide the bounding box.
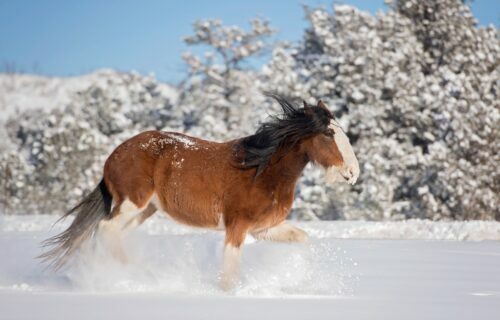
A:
[1,214,499,320]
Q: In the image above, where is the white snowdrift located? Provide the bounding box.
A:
[0,214,499,319]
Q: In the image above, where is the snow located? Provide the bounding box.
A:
[0,70,178,131]
[138,134,200,155]
[1,70,124,120]
[1,214,499,319]
[168,132,198,148]
[1,3,497,316]
[1,1,498,221]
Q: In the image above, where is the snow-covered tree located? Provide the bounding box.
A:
[264,0,499,220]
[0,0,498,220]
[179,18,275,140]
[0,71,178,214]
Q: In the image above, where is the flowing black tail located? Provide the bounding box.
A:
[39,179,113,270]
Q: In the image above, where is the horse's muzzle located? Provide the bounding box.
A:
[340,166,359,185]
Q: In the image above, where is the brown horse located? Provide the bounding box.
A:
[40,94,359,290]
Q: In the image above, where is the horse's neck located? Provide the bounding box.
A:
[262,146,309,188]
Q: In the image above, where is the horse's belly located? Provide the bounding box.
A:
[150,192,221,228]
[163,208,220,228]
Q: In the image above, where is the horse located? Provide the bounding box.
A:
[40,94,360,290]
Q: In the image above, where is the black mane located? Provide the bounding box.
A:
[238,93,333,176]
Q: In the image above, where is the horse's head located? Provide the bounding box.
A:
[240,94,359,183]
[303,100,360,185]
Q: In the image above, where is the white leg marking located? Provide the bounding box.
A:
[220,244,241,291]
[122,204,157,234]
[252,222,308,243]
[121,216,141,233]
[98,218,128,263]
[119,198,141,225]
[98,198,142,263]
[149,193,164,212]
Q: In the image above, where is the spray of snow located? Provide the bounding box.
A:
[0,215,358,296]
[64,226,355,296]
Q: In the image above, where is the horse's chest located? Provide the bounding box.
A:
[252,192,293,229]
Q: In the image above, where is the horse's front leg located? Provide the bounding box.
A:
[251,222,308,243]
[220,221,248,291]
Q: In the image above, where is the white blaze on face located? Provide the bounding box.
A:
[325,119,360,185]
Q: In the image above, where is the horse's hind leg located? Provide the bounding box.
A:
[98,198,149,263]
[251,222,308,243]
[122,203,157,234]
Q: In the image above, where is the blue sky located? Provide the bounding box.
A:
[0,0,498,84]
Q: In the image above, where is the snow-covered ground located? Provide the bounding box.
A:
[1,214,499,319]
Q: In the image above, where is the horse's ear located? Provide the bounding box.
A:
[317,100,334,118]
[317,100,327,110]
